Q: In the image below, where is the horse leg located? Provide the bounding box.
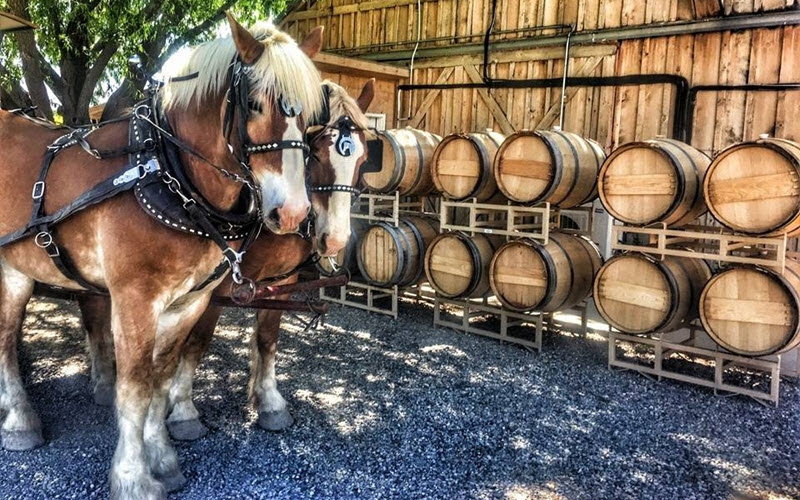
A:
[165,304,223,441]
[251,307,293,431]
[109,298,164,500]
[0,262,41,451]
[144,293,211,492]
[78,294,115,406]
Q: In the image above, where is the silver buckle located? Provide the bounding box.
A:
[34,231,53,249]
[32,181,45,199]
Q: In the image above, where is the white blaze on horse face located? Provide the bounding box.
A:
[257,116,310,234]
[314,129,363,256]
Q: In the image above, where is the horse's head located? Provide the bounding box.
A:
[226,16,325,233]
[161,16,325,234]
[306,80,374,256]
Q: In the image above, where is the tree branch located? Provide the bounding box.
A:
[77,41,118,112]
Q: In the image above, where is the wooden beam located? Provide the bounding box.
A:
[463,65,515,135]
[284,0,438,21]
[534,56,606,130]
[409,67,455,129]
[313,52,409,80]
[413,43,618,69]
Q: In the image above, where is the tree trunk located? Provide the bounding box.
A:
[12,34,54,120]
[100,79,140,121]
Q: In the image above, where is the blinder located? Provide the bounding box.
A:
[222,57,311,188]
[306,113,364,204]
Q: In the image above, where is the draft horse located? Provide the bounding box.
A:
[0,16,324,499]
[80,79,376,439]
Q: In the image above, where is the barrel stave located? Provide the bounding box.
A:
[593,253,711,334]
[489,232,602,312]
[700,261,800,356]
[432,131,505,201]
[493,130,604,208]
[704,138,800,236]
[357,216,439,287]
[598,139,710,227]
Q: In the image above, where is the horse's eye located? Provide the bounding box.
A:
[248,100,263,113]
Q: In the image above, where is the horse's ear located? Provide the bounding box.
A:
[227,13,265,64]
[300,26,324,58]
[357,79,375,113]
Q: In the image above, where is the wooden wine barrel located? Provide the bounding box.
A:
[489,232,602,312]
[494,129,605,208]
[431,131,506,201]
[362,128,442,196]
[704,138,800,236]
[424,232,499,298]
[593,253,712,334]
[699,261,800,356]
[356,216,439,287]
[317,219,368,277]
[598,139,710,227]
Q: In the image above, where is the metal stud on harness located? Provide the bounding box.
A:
[306,115,364,203]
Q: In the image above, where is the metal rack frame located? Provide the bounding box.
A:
[321,192,436,317]
[608,325,782,406]
[611,223,787,272]
[433,296,591,352]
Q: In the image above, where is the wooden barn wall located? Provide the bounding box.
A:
[320,70,398,125]
[282,0,795,56]
[402,26,800,156]
[283,2,800,156]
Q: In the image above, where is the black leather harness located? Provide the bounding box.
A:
[0,55,312,292]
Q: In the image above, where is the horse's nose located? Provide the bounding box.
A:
[276,200,310,232]
[319,232,348,257]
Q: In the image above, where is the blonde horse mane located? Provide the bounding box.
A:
[323,80,374,136]
[160,22,323,122]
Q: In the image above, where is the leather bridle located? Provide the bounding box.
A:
[221,57,311,195]
[306,114,364,203]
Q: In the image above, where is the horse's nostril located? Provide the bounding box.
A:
[268,208,281,227]
[319,233,328,253]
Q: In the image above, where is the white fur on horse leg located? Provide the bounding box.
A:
[110,381,164,500]
[252,346,293,432]
[144,381,185,493]
[1,401,44,451]
[109,307,164,500]
[0,263,42,451]
[165,357,206,441]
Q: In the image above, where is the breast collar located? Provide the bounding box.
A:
[128,55,315,286]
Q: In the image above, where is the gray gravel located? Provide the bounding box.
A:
[1,296,799,500]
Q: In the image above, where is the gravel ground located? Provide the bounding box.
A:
[1,296,799,500]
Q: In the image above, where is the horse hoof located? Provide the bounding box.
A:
[155,469,187,493]
[110,473,166,500]
[167,419,208,441]
[1,429,45,451]
[257,408,294,432]
[93,383,115,407]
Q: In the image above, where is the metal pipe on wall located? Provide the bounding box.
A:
[398,74,690,140]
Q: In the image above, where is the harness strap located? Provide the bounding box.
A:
[244,140,309,156]
[34,224,105,293]
[193,220,263,291]
[0,161,157,249]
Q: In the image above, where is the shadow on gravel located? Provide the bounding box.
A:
[1,297,798,500]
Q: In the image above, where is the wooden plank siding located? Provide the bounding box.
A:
[283,1,800,156]
[283,0,794,55]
